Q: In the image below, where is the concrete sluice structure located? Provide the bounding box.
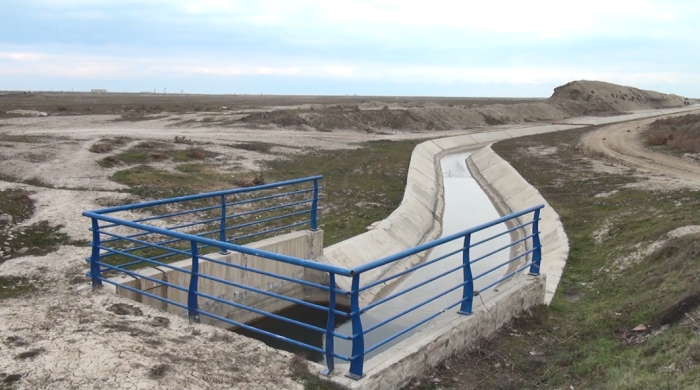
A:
[84,105,700,389]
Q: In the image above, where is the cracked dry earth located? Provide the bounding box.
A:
[0,248,302,390]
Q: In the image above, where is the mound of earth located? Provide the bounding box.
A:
[548,80,689,114]
[236,81,693,132]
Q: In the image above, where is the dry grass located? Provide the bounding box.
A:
[150,152,167,161]
[186,147,206,159]
[232,174,265,187]
[98,155,122,168]
[148,364,170,379]
[289,354,348,390]
[645,113,700,153]
[89,143,113,153]
[646,132,668,146]
[174,135,193,145]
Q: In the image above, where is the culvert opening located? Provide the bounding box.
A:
[232,301,351,362]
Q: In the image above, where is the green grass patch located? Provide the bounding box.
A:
[0,134,60,143]
[0,276,35,300]
[1,222,78,265]
[264,139,421,246]
[289,355,348,390]
[106,141,217,166]
[0,189,35,224]
[111,164,236,197]
[112,113,168,122]
[228,141,279,154]
[108,139,419,247]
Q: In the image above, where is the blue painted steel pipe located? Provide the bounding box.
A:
[459,234,474,315]
[348,274,365,379]
[219,194,228,254]
[311,179,319,231]
[91,175,323,214]
[188,241,200,322]
[81,211,352,276]
[323,273,337,376]
[89,218,102,289]
[529,209,543,275]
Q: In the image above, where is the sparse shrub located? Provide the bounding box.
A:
[138,142,155,149]
[186,147,206,160]
[646,132,668,146]
[17,192,32,204]
[148,364,169,379]
[668,132,700,153]
[647,114,700,152]
[14,348,45,360]
[233,174,265,188]
[99,155,122,168]
[111,137,129,145]
[253,174,265,186]
[89,143,113,153]
[150,152,167,161]
[174,136,192,145]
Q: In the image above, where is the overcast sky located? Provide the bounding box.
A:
[1,0,699,97]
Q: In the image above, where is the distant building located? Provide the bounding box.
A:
[91,89,107,94]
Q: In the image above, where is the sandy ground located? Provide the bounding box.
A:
[582,113,700,190]
[0,82,697,390]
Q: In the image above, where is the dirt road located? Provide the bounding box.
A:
[582,111,700,189]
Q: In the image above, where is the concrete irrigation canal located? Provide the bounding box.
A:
[83,105,698,388]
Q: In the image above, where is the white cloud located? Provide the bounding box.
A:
[0,52,47,61]
[171,0,688,39]
[1,48,696,90]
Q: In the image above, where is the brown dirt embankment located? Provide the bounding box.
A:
[2,80,694,133]
[549,80,692,114]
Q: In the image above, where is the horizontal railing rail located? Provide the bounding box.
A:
[91,176,324,214]
[90,176,323,269]
[84,177,545,380]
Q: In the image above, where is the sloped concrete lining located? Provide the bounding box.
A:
[468,146,568,304]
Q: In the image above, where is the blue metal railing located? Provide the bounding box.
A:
[83,177,544,380]
[89,176,323,269]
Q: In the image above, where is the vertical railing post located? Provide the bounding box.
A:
[311,179,319,231]
[322,273,336,376]
[347,273,365,380]
[188,240,200,323]
[459,234,474,315]
[219,194,228,254]
[89,218,103,289]
[529,209,542,276]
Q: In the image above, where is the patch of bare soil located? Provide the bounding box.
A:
[581,111,700,190]
[0,283,303,390]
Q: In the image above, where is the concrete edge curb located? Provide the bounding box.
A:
[468,146,569,304]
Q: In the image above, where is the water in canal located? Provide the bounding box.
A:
[329,151,511,360]
[235,152,512,362]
